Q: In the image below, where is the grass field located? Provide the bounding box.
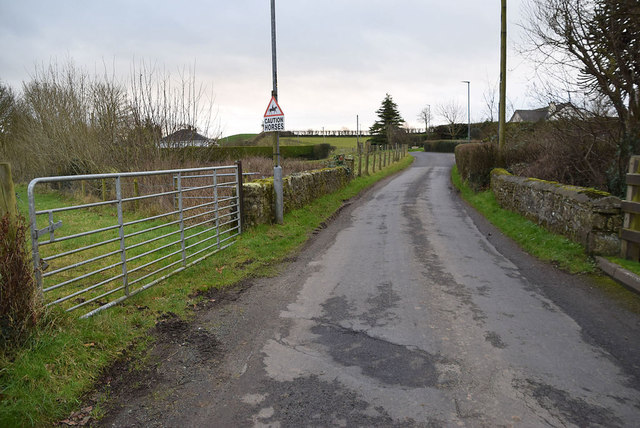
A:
[16,179,239,318]
[218,133,258,145]
[279,136,359,151]
[221,133,360,153]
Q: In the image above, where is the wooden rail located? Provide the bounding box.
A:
[621,156,640,261]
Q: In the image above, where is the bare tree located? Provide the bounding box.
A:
[483,79,499,122]
[521,0,640,192]
[3,58,219,180]
[438,101,464,139]
[417,106,432,133]
[0,83,16,157]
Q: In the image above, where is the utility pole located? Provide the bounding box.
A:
[498,0,507,153]
[462,81,470,142]
[270,0,283,224]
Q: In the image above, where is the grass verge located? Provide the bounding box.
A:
[0,155,414,427]
[606,257,640,277]
[452,166,640,314]
[450,165,596,274]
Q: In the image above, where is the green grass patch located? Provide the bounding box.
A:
[279,136,359,151]
[219,133,258,145]
[607,257,640,277]
[1,155,413,427]
[451,166,596,274]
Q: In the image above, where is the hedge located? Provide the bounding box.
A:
[164,144,333,162]
[423,140,468,153]
[454,142,499,190]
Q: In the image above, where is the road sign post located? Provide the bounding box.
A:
[269,0,284,224]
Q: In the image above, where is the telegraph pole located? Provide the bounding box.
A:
[498,0,507,153]
[270,0,283,224]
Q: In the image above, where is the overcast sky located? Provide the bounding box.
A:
[0,0,539,137]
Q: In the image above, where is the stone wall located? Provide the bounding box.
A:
[490,169,622,255]
[242,166,353,227]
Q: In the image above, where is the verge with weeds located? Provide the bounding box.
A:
[452,165,640,316]
[451,165,596,274]
[0,155,413,426]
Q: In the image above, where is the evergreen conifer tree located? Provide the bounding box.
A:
[369,94,405,145]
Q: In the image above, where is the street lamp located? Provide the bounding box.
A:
[461,81,470,142]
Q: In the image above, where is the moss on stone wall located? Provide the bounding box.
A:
[490,168,621,256]
[241,166,352,227]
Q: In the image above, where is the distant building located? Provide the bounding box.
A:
[509,102,582,123]
[159,128,218,148]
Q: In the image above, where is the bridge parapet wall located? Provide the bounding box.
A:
[490,169,621,256]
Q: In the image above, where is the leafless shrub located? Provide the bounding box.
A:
[3,59,217,181]
[505,117,620,191]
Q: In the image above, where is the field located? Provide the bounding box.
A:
[221,134,360,154]
[279,136,359,152]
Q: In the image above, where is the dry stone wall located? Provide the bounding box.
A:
[242,167,353,227]
[490,169,621,256]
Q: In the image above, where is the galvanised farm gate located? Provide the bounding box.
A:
[28,163,244,318]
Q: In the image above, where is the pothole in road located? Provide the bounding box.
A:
[311,323,456,389]
[154,312,221,360]
[514,378,623,428]
[242,375,442,428]
[320,282,400,328]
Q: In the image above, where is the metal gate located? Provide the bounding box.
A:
[28,163,244,318]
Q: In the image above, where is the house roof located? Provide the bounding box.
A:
[509,102,578,123]
[161,128,210,142]
[509,107,549,123]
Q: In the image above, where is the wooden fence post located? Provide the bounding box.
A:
[101,178,107,202]
[1,162,17,220]
[357,143,362,177]
[133,178,140,210]
[621,156,640,260]
[236,160,244,232]
[365,142,370,176]
[372,146,377,173]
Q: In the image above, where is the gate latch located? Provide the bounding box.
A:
[36,217,63,241]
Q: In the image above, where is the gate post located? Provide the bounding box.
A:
[236,160,244,234]
[0,162,17,221]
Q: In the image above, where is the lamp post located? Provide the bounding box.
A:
[462,81,470,142]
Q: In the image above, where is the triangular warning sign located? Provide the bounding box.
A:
[264,96,284,117]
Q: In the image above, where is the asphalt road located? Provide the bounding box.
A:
[100,152,640,427]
